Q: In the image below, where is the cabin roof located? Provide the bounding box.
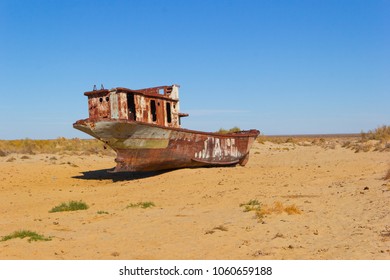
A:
[84,85,179,101]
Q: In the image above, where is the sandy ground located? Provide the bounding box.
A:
[0,141,389,260]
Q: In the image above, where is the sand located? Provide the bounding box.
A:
[0,140,389,260]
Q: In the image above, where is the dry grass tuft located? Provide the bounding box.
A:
[241,199,302,222]
[126,201,155,209]
[205,225,228,234]
[213,225,228,231]
[338,125,390,153]
[380,226,390,242]
[255,130,390,153]
[257,136,298,144]
[240,199,261,212]
[361,125,390,141]
[257,201,302,217]
[256,134,358,150]
[0,138,115,156]
[49,200,89,213]
[256,134,266,144]
[284,204,303,215]
[6,157,16,162]
[217,127,241,134]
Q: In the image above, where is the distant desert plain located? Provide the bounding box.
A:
[0,131,389,260]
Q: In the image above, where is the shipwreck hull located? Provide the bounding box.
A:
[74,120,259,172]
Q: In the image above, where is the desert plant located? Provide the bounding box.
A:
[284,204,302,215]
[240,199,261,212]
[213,225,228,231]
[1,230,51,242]
[97,210,109,214]
[126,201,155,209]
[0,138,115,156]
[255,210,265,221]
[256,201,302,217]
[361,125,390,142]
[49,200,89,213]
[285,137,295,143]
[205,225,228,234]
[217,127,241,134]
[256,133,267,144]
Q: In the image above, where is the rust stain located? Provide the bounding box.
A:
[74,85,260,172]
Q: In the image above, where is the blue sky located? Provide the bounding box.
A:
[0,0,389,139]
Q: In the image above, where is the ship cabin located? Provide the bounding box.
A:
[84,84,188,128]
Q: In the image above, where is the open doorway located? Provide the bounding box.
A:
[127,93,136,120]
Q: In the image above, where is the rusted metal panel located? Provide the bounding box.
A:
[117,92,128,120]
[74,84,260,172]
[88,94,110,119]
[109,93,119,119]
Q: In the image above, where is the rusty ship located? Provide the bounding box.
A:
[73,85,260,172]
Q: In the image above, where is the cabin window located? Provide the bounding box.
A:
[127,93,136,121]
[150,100,157,122]
[166,102,172,123]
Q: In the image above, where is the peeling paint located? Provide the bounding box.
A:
[194,137,241,161]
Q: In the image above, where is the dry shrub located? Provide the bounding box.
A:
[323,142,337,149]
[240,199,261,212]
[297,141,312,147]
[49,200,89,213]
[217,127,241,134]
[213,225,228,231]
[373,142,390,152]
[256,134,266,144]
[256,201,302,217]
[6,157,16,162]
[126,201,155,209]
[342,141,351,148]
[284,205,302,215]
[205,225,228,234]
[356,143,373,153]
[256,136,298,144]
[1,230,51,242]
[0,138,115,156]
[380,226,390,242]
[362,125,390,141]
[354,125,390,153]
[343,140,379,153]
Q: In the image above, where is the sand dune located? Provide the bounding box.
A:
[0,140,389,259]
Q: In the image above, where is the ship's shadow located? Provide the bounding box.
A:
[72,168,170,182]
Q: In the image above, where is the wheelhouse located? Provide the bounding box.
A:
[84,84,188,128]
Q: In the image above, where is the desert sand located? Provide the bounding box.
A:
[0,139,389,260]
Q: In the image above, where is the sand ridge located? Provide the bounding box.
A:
[0,141,389,259]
